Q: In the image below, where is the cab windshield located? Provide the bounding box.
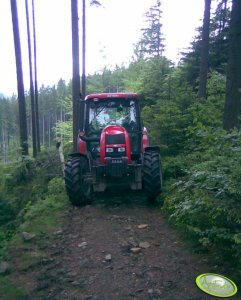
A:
[87,99,137,134]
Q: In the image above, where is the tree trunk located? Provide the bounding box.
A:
[25,0,37,158]
[71,0,81,152]
[32,0,41,152]
[82,0,86,99]
[42,115,45,146]
[198,0,211,101]
[48,115,51,148]
[223,0,241,130]
[10,0,29,156]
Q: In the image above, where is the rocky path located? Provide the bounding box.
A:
[7,193,240,299]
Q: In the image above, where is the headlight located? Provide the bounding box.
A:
[118,147,125,152]
[106,148,114,153]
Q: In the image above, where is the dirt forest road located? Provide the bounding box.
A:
[9,193,240,300]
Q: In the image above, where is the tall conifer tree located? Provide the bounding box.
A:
[198,0,211,101]
[32,0,40,152]
[71,0,81,151]
[10,0,29,156]
[223,0,241,130]
[139,0,164,58]
[25,0,37,157]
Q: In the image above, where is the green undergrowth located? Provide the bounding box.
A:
[0,276,28,299]
[162,128,241,283]
[0,150,68,298]
[11,177,68,245]
[0,148,64,257]
[0,177,68,299]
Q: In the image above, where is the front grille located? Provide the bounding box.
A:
[105,133,125,145]
[105,157,127,177]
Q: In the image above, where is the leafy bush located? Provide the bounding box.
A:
[20,177,68,235]
[0,196,16,226]
[163,129,241,265]
[162,156,187,180]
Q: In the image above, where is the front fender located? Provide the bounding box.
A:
[67,152,91,170]
[144,146,160,154]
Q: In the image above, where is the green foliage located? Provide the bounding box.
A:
[87,65,127,94]
[138,0,164,58]
[163,129,241,265]
[53,120,73,143]
[0,229,14,259]
[137,57,173,106]
[142,67,197,155]
[9,156,36,185]
[138,67,240,269]
[0,276,28,299]
[162,156,187,180]
[0,195,15,227]
[0,149,63,259]
[180,2,230,88]
[141,70,226,156]
[0,176,67,300]
[0,96,19,162]
[19,177,68,235]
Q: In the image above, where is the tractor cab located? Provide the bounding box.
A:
[83,93,143,162]
[65,93,162,206]
[87,96,139,134]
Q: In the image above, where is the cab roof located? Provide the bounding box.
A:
[85,93,139,101]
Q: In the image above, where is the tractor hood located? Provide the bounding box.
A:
[100,125,131,164]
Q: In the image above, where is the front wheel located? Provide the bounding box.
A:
[143,151,162,202]
[64,156,92,206]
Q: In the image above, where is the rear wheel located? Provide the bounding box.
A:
[143,151,162,202]
[64,156,92,206]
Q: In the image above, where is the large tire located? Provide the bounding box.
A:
[64,156,92,206]
[143,151,162,202]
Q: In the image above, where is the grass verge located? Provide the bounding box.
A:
[0,177,68,299]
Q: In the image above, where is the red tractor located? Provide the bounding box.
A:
[64,93,162,205]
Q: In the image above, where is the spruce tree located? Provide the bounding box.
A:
[139,0,165,58]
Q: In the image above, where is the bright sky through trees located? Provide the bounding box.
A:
[0,0,205,96]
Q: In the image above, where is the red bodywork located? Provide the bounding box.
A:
[79,139,87,154]
[85,93,138,101]
[78,134,87,155]
[100,125,131,164]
